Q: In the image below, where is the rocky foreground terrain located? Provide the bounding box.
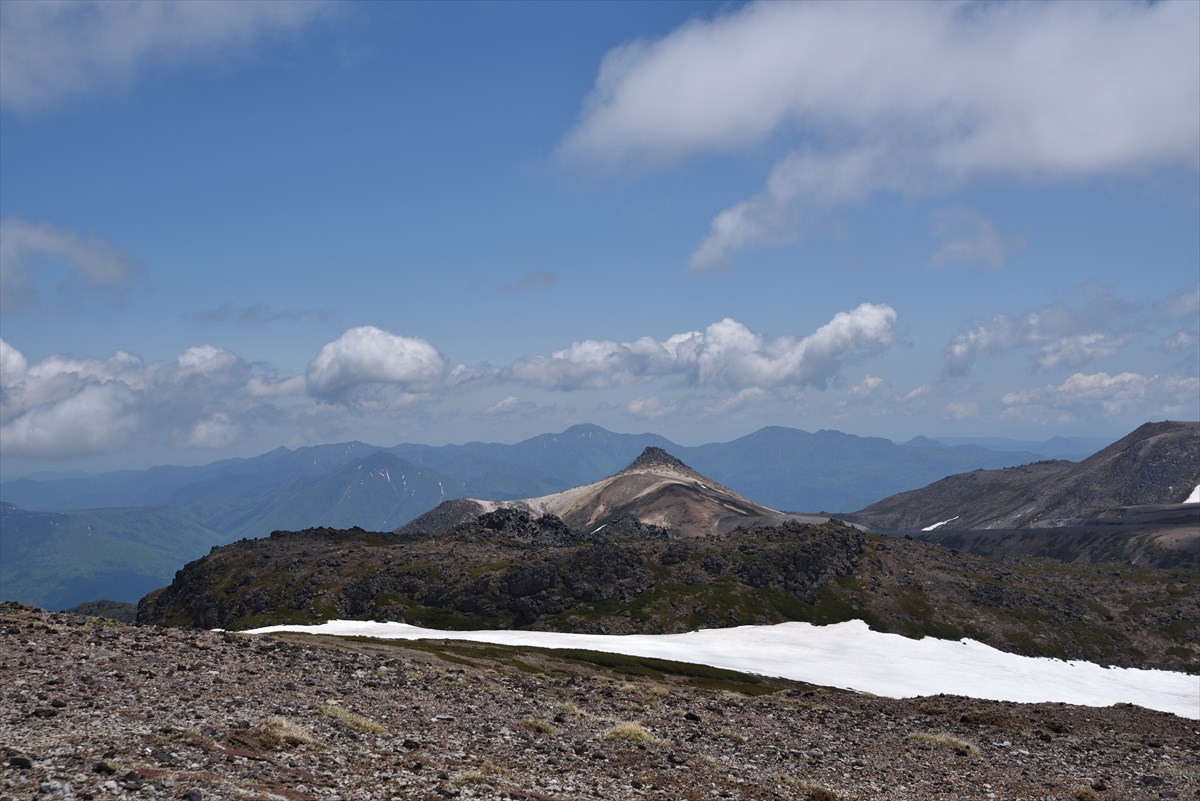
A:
[3,603,1197,801]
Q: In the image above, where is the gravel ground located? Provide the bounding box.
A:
[2,603,1196,801]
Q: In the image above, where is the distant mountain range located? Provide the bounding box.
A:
[0,423,1118,609]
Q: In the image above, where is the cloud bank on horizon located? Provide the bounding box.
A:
[0,0,1196,471]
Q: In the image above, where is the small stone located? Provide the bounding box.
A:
[8,755,32,769]
[93,761,117,775]
[684,712,702,722]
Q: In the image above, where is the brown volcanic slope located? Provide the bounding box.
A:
[399,447,828,538]
[849,421,1199,531]
[845,421,1200,567]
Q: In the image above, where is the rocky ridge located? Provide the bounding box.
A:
[137,514,1199,672]
[3,603,1196,801]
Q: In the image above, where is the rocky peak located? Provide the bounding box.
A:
[619,447,702,478]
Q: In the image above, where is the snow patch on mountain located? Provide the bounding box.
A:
[247,619,1198,719]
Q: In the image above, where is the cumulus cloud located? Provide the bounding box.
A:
[0,382,139,458]
[944,293,1137,376]
[1001,371,1200,421]
[187,413,238,449]
[0,0,326,113]
[930,206,1022,270]
[0,218,140,311]
[507,303,897,391]
[306,326,446,403]
[0,338,28,382]
[563,1,1199,268]
[627,396,675,419]
[247,375,306,398]
[0,338,276,459]
[850,375,883,397]
[1035,333,1130,371]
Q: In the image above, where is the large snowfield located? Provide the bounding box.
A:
[248,618,1199,719]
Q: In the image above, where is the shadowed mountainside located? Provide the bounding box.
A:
[846,422,1200,568]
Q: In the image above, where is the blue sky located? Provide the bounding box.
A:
[1,0,1197,475]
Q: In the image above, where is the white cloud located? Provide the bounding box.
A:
[930,206,1022,270]
[0,218,140,311]
[1,382,138,458]
[850,375,883,397]
[944,402,979,422]
[177,345,239,375]
[1002,371,1200,420]
[627,396,675,419]
[306,326,446,403]
[1036,333,1129,371]
[484,395,524,416]
[944,294,1136,376]
[706,388,766,415]
[564,1,1199,268]
[0,341,264,459]
[246,375,306,398]
[0,338,28,383]
[0,0,326,113]
[689,146,897,272]
[1164,331,1196,353]
[1164,284,1200,319]
[187,413,237,449]
[508,303,896,391]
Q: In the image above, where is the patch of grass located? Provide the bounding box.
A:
[776,777,839,800]
[555,701,586,718]
[907,732,979,756]
[1074,787,1100,801]
[453,771,486,785]
[252,717,317,749]
[521,717,557,735]
[602,721,655,743]
[319,704,386,734]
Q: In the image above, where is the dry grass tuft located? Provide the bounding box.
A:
[907,731,979,756]
[602,721,655,743]
[319,704,386,734]
[253,716,317,749]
